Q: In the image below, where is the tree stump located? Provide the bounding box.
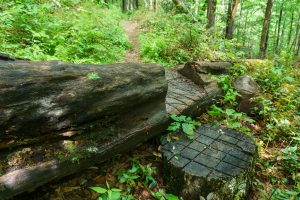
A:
[162,125,257,200]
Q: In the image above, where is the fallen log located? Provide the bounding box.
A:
[0,60,169,199]
[0,60,231,199]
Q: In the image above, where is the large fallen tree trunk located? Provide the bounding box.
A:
[0,60,169,199]
[0,60,232,199]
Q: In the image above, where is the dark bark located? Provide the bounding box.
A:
[0,61,167,143]
[225,0,239,40]
[297,32,300,55]
[259,0,273,58]
[122,0,127,12]
[287,11,294,47]
[207,0,217,29]
[0,60,168,199]
[290,13,300,52]
[135,0,139,9]
[275,2,284,52]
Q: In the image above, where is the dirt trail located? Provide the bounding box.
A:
[122,20,141,63]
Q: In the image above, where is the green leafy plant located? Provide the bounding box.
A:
[211,75,239,106]
[167,114,200,139]
[118,163,140,191]
[151,189,178,200]
[87,72,101,80]
[0,1,129,64]
[208,105,255,132]
[118,162,157,191]
[90,181,123,200]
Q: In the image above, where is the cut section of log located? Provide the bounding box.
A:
[162,125,257,200]
[166,63,225,117]
[178,61,232,86]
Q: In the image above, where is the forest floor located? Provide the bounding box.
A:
[123,20,141,63]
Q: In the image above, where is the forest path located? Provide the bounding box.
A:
[122,20,141,63]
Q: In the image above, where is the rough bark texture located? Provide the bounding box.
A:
[0,61,166,142]
[0,59,228,199]
[225,0,239,40]
[259,0,273,58]
[162,125,257,200]
[0,60,169,199]
[275,2,284,53]
[207,0,217,29]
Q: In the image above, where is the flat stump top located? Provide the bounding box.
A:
[162,125,257,179]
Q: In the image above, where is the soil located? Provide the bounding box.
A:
[122,20,141,63]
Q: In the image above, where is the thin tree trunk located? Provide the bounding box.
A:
[287,11,294,47]
[259,0,273,58]
[225,0,239,39]
[273,19,278,51]
[236,0,243,41]
[122,0,127,12]
[242,9,248,48]
[275,1,284,52]
[207,0,217,28]
[279,18,286,49]
[290,12,300,52]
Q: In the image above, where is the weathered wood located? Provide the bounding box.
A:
[162,125,257,200]
[0,60,169,199]
[166,61,232,117]
[0,59,228,199]
[178,61,232,86]
[0,61,166,142]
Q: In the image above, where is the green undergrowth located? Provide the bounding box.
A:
[135,11,241,67]
[199,59,299,199]
[0,0,130,64]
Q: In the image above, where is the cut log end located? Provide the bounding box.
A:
[162,125,257,200]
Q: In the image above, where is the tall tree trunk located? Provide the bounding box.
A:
[122,0,127,12]
[275,1,284,52]
[242,9,248,48]
[279,18,286,49]
[207,0,217,28]
[259,0,273,58]
[236,0,243,41]
[273,19,278,51]
[225,0,239,39]
[287,11,294,47]
[291,12,300,52]
[297,32,300,55]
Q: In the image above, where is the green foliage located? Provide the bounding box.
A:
[271,187,300,200]
[118,162,157,191]
[138,13,239,67]
[90,182,123,200]
[151,189,179,200]
[208,105,255,132]
[87,72,101,80]
[66,143,79,163]
[212,75,240,106]
[0,1,129,63]
[167,114,200,139]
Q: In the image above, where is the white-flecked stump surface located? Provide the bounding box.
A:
[162,124,257,200]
